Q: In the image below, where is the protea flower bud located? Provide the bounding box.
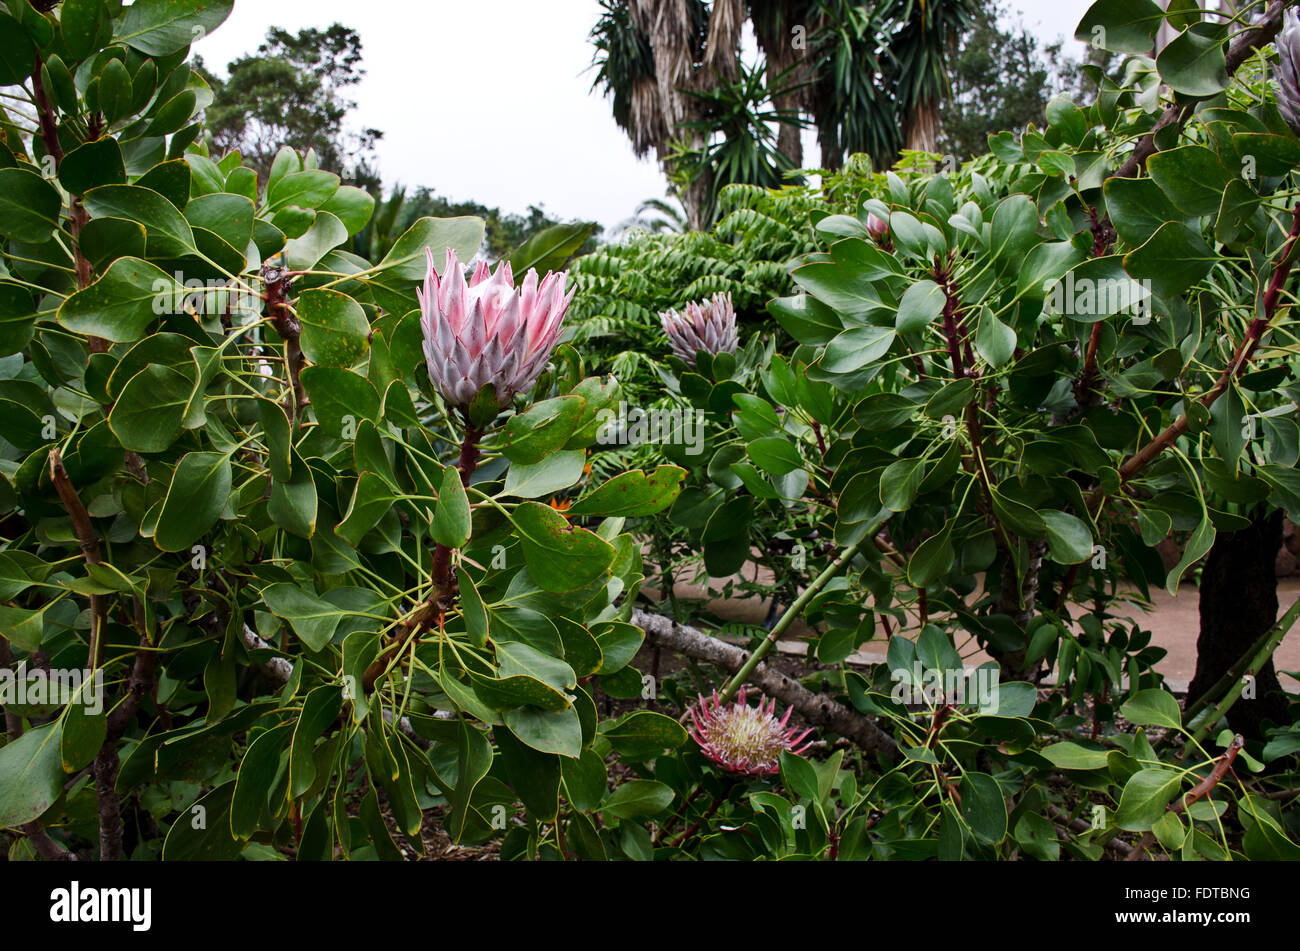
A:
[688,687,812,776]
[418,248,574,409]
[865,212,890,241]
[1277,13,1300,135]
[659,292,738,367]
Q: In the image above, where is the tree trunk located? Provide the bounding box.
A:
[1187,508,1289,736]
[905,99,939,154]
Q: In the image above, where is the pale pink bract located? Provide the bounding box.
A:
[688,687,813,776]
[418,247,574,408]
[659,292,738,367]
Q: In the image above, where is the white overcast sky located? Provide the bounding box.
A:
[195,0,1096,231]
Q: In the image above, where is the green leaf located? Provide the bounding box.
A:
[989,194,1039,263]
[1121,689,1182,730]
[508,221,595,280]
[1074,0,1164,54]
[372,216,485,282]
[319,186,375,236]
[975,311,1016,367]
[510,501,615,592]
[1103,176,1186,247]
[498,395,586,464]
[959,772,1008,844]
[1114,768,1182,831]
[1041,510,1093,565]
[0,722,65,828]
[230,723,292,839]
[295,288,370,368]
[60,139,127,194]
[153,451,231,552]
[114,0,235,55]
[183,192,255,252]
[288,685,343,798]
[1156,22,1228,97]
[568,466,685,517]
[261,583,343,652]
[60,679,107,773]
[300,367,379,438]
[284,211,347,270]
[503,705,582,758]
[57,257,182,343]
[908,528,954,587]
[108,364,191,452]
[0,169,61,244]
[0,281,36,356]
[83,184,197,257]
[600,712,688,758]
[820,325,894,373]
[896,279,946,333]
[600,779,674,819]
[337,471,395,546]
[430,465,472,548]
[1165,514,1214,594]
[747,436,803,476]
[1147,145,1232,216]
[1040,741,1111,770]
[502,450,585,499]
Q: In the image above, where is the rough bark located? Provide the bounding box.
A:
[1187,509,1289,736]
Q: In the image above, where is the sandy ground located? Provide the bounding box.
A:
[646,573,1300,693]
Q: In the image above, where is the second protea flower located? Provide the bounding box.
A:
[688,687,812,776]
[419,248,574,409]
[659,292,738,367]
[1278,11,1300,135]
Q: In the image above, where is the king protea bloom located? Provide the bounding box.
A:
[418,248,574,408]
[1277,11,1300,135]
[660,292,738,367]
[688,687,812,776]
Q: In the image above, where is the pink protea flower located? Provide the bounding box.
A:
[688,687,812,776]
[659,292,738,367]
[418,248,574,408]
[865,212,889,242]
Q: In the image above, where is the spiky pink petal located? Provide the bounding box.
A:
[419,248,573,409]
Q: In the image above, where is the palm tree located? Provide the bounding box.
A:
[883,0,980,154]
[613,195,689,238]
[589,0,975,224]
[589,0,747,230]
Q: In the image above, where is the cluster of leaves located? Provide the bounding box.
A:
[0,0,693,861]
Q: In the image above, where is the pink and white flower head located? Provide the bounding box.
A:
[418,247,574,409]
[865,212,889,242]
[688,687,812,776]
[659,292,738,367]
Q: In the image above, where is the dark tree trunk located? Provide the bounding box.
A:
[1187,508,1288,737]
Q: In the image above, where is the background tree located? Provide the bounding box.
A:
[194,23,382,186]
[937,0,1075,162]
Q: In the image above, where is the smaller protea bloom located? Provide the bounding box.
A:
[865,212,889,241]
[418,248,574,409]
[1277,12,1300,135]
[659,292,738,367]
[688,687,812,776]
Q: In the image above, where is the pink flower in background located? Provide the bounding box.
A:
[688,687,812,776]
[659,292,738,367]
[419,248,574,408]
